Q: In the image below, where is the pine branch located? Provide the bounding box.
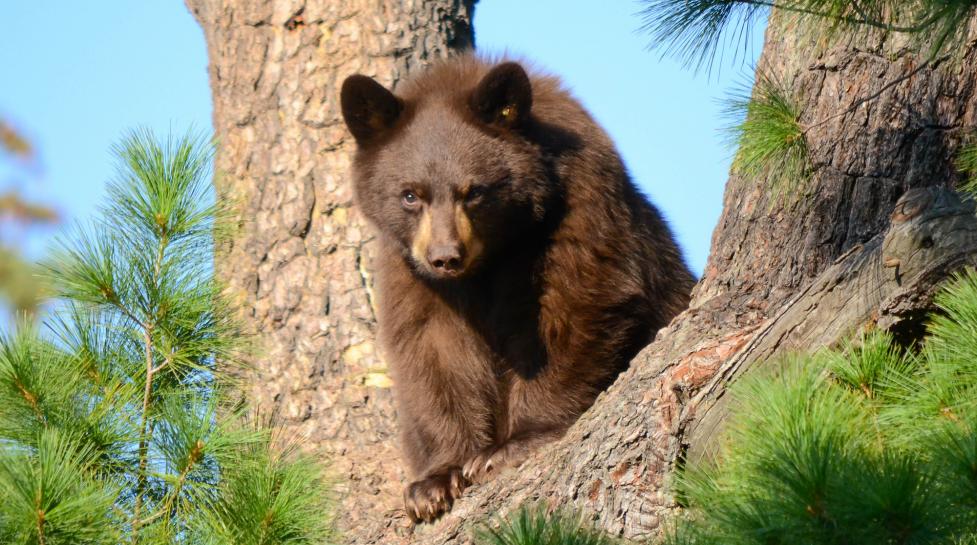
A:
[130,323,154,545]
[640,0,977,71]
[959,138,977,195]
[2,129,334,545]
[723,71,809,199]
[737,0,955,33]
[477,506,619,545]
[661,270,977,543]
[35,494,46,545]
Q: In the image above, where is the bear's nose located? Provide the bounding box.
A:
[427,244,464,273]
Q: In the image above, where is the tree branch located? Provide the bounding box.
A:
[131,232,168,544]
[130,324,155,544]
[732,0,952,33]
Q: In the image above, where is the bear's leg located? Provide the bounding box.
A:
[461,427,566,484]
[396,386,487,523]
[403,466,468,523]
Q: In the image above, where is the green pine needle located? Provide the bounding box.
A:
[670,268,977,543]
[639,0,768,73]
[958,139,977,197]
[191,430,337,545]
[107,129,218,244]
[477,507,618,545]
[0,429,120,544]
[825,330,912,400]
[724,72,810,199]
[640,0,977,71]
[0,129,335,544]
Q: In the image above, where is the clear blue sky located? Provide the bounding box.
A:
[0,1,763,277]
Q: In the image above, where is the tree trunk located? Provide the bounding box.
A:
[185,0,474,534]
[190,2,977,543]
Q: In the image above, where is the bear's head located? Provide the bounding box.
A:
[340,61,556,281]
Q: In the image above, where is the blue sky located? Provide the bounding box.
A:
[0,1,763,278]
[0,2,212,260]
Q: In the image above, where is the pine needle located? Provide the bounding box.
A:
[670,268,977,543]
[958,139,977,197]
[477,506,619,545]
[639,0,977,71]
[0,129,335,544]
[723,71,810,200]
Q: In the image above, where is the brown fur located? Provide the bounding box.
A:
[340,56,695,523]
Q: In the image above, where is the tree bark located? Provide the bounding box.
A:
[185,0,474,534]
[190,2,977,543]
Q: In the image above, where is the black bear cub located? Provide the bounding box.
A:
[340,56,694,523]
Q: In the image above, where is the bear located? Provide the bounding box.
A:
[340,56,695,523]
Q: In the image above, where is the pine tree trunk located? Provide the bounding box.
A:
[185,0,475,534]
[190,3,977,542]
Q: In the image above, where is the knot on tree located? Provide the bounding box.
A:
[882,187,977,277]
[877,186,977,337]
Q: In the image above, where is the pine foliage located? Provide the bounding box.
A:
[959,139,977,196]
[477,507,620,545]
[639,0,769,72]
[723,72,808,199]
[640,0,977,71]
[665,270,977,545]
[0,130,336,545]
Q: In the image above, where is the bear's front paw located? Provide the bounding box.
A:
[462,442,530,484]
[403,467,467,523]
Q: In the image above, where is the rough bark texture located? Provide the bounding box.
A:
[190,2,977,543]
[184,0,474,533]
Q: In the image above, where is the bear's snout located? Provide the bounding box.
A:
[427,243,465,275]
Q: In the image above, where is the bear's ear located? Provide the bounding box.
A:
[341,75,403,144]
[469,62,532,129]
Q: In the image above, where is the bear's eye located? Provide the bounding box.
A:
[401,190,419,208]
[466,186,488,202]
